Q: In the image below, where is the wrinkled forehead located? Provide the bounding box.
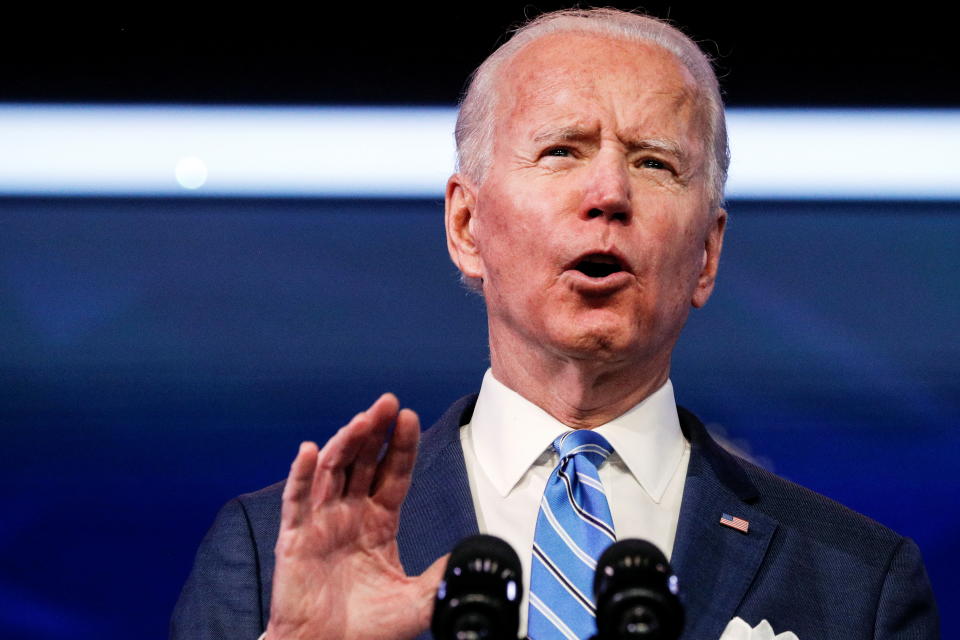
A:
[492,32,707,147]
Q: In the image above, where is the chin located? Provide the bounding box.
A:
[551,323,638,363]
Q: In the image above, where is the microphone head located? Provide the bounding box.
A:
[593,539,684,640]
[431,534,522,640]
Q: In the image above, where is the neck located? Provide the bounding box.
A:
[488,332,671,429]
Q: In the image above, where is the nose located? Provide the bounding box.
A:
[580,151,631,223]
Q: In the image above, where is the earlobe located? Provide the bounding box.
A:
[691,207,727,308]
[444,174,483,280]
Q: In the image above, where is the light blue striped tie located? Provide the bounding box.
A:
[528,429,616,640]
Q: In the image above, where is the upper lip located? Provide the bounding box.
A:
[564,249,633,276]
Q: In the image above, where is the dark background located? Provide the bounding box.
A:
[1,4,957,639]
[1,4,956,107]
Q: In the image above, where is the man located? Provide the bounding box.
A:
[171,9,939,640]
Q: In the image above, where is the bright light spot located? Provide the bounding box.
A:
[175,156,207,189]
[668,574,679,595]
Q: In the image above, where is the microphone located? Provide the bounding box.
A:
[431,534,523,640]
[593,539,684,640]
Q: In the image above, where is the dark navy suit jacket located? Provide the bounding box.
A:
[171,396,939,639]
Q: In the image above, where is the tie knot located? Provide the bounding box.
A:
[553,429,613,465]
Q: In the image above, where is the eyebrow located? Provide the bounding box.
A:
[532,128,689,164]
[532,126,597,144]
[629,138,687,162]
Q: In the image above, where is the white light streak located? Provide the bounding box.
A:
[725,109,960,200]
[0,105,957,199]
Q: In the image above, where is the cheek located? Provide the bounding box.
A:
[476,182,560,279]
[643,212,707,291]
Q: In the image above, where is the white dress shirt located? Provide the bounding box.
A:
[460,369,690,636]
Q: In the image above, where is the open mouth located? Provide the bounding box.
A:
[573,253,626,278]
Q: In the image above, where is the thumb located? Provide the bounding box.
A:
[412,553,450,628]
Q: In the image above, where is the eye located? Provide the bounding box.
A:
[544,146,573,158]
[639,157,669,170]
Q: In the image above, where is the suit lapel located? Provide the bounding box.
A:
[671,408,777,640]
[397,395,480,576]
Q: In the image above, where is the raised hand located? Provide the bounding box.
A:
[265,393,447,640]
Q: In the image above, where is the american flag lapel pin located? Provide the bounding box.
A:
[720,512,750,533]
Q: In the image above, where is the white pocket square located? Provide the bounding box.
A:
[719,617,799,640]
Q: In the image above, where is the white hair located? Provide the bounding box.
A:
[455,8,730,206]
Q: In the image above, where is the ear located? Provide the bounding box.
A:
[691,207,727,308]
[444,173,484,280]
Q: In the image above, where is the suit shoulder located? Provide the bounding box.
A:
[737,455,903,554]
[232,480,285,543]
[237,479,285,510]
[171,489,277,638]
[680,407,906,557]
[732,454,939,634]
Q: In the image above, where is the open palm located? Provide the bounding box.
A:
[265,394,447,640]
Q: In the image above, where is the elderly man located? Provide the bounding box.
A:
[171,8,939,640]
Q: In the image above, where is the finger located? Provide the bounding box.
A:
[345,393,400,498]
[413,553,451,630]
[280,441,319,529]
[312,412,366,503]
[323,394,398,470]
[313,394,399,503]
[371,407,420,510]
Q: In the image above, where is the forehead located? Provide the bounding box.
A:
[495,32,703,144]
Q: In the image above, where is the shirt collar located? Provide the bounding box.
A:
[469,369,685,503]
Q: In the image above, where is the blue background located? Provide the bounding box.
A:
[1,197,957,638]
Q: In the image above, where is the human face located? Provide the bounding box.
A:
[446,33,726,371]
